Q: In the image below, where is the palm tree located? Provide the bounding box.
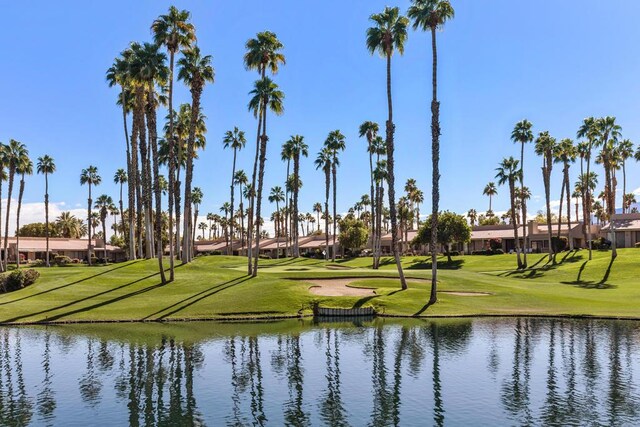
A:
[509,119,534,266]
[372,160,388,268]
[595,116,622,260]
[234,170,249,247]
[315,148,332,260]
[408,0,454,302]
[113,169,128,250]
[95,195,114,262]
[624,193,637,212]
[483,182,498,214]
[269,186,285,259]
[220,202,231,253]
[324,130,346,262]
[198,222,208,240]
[248,77,284,276]
[1,140,26,268]
[467,209,477,226]
[554,139,577,250]
[576,117,600,260]
[15,155,32,267]
[367,6,409,290]
[106,48,136,261]
[37,155,56,267]
[280,138,294,257]
[617,139,634,213]
[153,6,196,278]
[178,45,214,263]
[287,135,308,257]
[404,178,418,227]
[535,131,557,261]
[222,127,247,255]
[80,166,101,265]
[359,121,380,237]
[313,202,323,232]
[496,157,523,269]
[244,30,286,275]
[191,187,203,249]
[56,212,86,239]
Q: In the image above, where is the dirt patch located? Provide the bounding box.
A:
[438,291,491,296]
[305,279,376,296]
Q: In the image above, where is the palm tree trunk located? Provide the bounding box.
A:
[284,159,290,258]
[119,182,125,250]
[585,145,593,260]
[45,173,50,267]
[0,176,3,272]
[385,51,407,290]
[3,170,15,269]
[167,51,176,280]
[275,200,280,259]
[147,91,166,284]
[15,175,25,268]
[543,161,553,262]
[86,181,92,265]
[120,88,135,261]
[293,155,300,258]
[131,106,143,259]
[369,146,375,262]
[247,108,263,274]
[182,82,203,263]
[520,141,528,268]
[510,179,523,269]
[175,166,182,259]
[324,168,330,261]
[429,27,440,300]
[565,164,573,251]
[331,163,337,263]
[557,166,566,246]
[229,148,237,256]
[622,161,627,213]
[252,107,268,276]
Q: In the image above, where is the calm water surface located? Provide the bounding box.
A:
[0,317,639,426]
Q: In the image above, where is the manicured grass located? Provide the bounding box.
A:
[0,248,638,324]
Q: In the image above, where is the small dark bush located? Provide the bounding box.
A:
[552,236,568,252]
[259,254,271,260]
[489,238,502,251]
[211,250,222,256]
[448,250,460,256]
[493,248,504,254]
[0,269,40,293]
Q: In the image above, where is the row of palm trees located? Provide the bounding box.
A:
[488,116,636,269]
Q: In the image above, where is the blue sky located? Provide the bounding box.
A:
[1,0,640,234]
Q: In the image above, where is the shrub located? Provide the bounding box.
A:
[54,255,72,266]
[210,250,222,256]
[493,248,504,254]
[552,236,568,252]
[31,259,46,267]
[488,238,502,251]
[0,269,40,293]
[259,254,271,260]
[448,250,460,256]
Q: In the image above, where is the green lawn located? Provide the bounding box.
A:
[0,248,637,324]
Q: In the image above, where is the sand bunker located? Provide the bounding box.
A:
[438,291,491,296]
[305,279,376,296]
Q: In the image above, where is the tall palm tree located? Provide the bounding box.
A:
[220,202,231,253]
[367,6,409,289]
[313,202,323,232]
[372,160,388,268]
[576,117,599,260]
[554,138,576,250]
[95,195,114,262]
[535,131,557,262]
[244,30,285,275]
[315,148,332,260]
[595,116,622,260]
[15,156,32,267]
[248,77,284,276]
[359,121,380,239]
[106,48,136,261]
[483,182,498,215]
[80,166,101,265]
[269,186,285,259]
[153,6,196,279]
[1,140,27,269]
[191,187,203,249]
[178,45,214,263]
[234,170,249,247]
[37,155,55,267]
[408,0,454,302]
[280,139,294,257]
[324,130,346,262]
[113,169,128,250]
[618,139,634,213]
[496,157,523,269]
[509,119,534,266]
[288,135,308,257]
[223,127,246,255]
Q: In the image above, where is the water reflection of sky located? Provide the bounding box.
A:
[0,318,639,426]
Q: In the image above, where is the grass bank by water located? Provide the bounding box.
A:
[0,248,637,324]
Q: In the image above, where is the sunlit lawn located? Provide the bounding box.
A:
[0,248,637,324]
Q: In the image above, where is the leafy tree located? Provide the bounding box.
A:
[366,6,409,290]
[17,223,60,238]
[415,211,470,263]
[338,217,369,255]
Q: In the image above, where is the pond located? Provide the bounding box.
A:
[0,317,639,426]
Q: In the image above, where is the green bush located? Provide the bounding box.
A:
[54,255,72,266]
[552,236,568,252]
[0,269,40,293]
